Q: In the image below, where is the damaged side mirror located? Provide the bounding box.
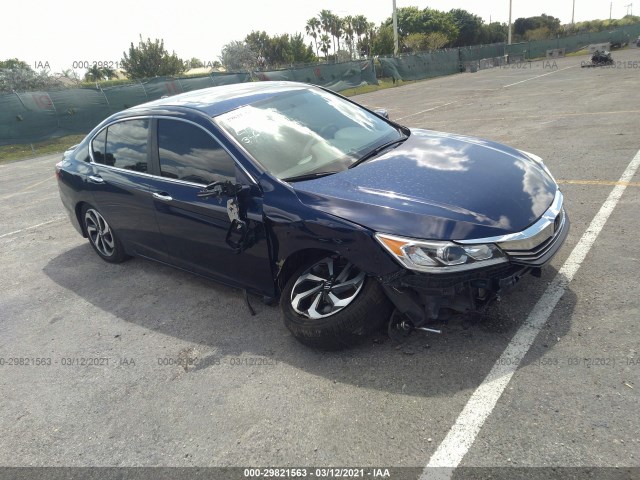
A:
[197,180,248,199]
[374,108,389,119]
[197,180,253,254]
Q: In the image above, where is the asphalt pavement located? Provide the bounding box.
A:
[1,49,639,479]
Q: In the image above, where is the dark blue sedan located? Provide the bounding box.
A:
[56,81,569,349]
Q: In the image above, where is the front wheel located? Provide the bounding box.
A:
[280,256,392,350]
[82,205,128,263]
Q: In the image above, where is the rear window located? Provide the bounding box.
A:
[92,119,149,172]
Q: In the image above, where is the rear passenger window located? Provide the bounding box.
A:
[91,129,106,164]
[97,119,149,172]
[72,139,91,163]
[157,119,235,185]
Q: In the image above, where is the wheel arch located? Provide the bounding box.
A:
[276,248,339,293]
[75,201,89,238]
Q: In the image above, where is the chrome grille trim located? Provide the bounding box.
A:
[457,190,563,248]
[456,190,569,267]
[504,209,568,265]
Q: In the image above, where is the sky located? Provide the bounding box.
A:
[0,0,630,73]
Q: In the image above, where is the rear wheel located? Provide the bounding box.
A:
[82,205,128,263]
[281,255,392,350]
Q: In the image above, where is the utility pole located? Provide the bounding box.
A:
[508,0,513,45]
[610,2,613,20]
[572,0,575,24]
[392,0,399,56]
[624,3,633,15]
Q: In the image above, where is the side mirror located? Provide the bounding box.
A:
[197,180,254,253]
[374,108,389,119]
[197,180,248,199]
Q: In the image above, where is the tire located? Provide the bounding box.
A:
[280,255,392,350]
[81,205,128,264]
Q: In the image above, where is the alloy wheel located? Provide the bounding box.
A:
[290,257,365,319]
[85,209,115,257]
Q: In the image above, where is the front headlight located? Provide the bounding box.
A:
[518,149,556,183]
[375,233,508,273]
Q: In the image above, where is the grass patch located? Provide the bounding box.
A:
[0,134,85,164]
[565,49,590,57]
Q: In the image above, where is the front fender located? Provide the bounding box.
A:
[261,178,401,282]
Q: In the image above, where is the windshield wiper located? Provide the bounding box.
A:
[349,136,408,169]
[282,171,339,182]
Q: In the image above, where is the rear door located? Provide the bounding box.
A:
[148,118,274,295]
[88,118,167,261]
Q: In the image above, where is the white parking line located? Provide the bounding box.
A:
[396,101,459,121]
[0,217,65,239]
[0,175,55,201]
[502,65,578,88]
[421,147,640,479]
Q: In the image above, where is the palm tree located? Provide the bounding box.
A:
[101,67,117,80]
[305,17,321,57]
[84,65,103,82]
[319,10,334,53]
[361,22,377,58]
[320,34,331,61]
[353,15,368,56]
[60,68,80,82]
[343,16,355,60]
[330,14,343,56]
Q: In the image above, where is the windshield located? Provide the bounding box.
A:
[215,88,403,181]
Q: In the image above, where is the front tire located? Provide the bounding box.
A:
[82,205,128,263]
[280,256,392,350]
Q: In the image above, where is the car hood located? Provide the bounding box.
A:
[292,129,557,241]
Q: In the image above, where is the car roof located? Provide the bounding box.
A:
[127,81,314,117]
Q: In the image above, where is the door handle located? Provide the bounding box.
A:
[88,175,104,184]
[152,192,173,201]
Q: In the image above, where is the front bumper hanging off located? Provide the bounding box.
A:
[380,192,570,326]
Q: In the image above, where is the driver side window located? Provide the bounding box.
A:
[157,119,236,185]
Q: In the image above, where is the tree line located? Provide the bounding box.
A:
[2,8,640,92]
[217,8,505,70]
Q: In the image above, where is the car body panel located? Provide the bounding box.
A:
[291,129,557,241]
[55,81,568,322]
[257,175,403,279]
[148,174,274,293]
[86,165,168,262]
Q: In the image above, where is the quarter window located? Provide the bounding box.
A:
[157,119,235,185]
[95,119,149,172]
[91,129,107,164]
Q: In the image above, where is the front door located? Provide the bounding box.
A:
[149,118,274,296]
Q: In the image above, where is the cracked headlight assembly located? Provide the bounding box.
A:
[375,233,508,273]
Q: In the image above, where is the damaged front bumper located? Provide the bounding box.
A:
[379,263,531,326]
[379,202,570,327]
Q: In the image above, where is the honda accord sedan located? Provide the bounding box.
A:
[56,81,569,349]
